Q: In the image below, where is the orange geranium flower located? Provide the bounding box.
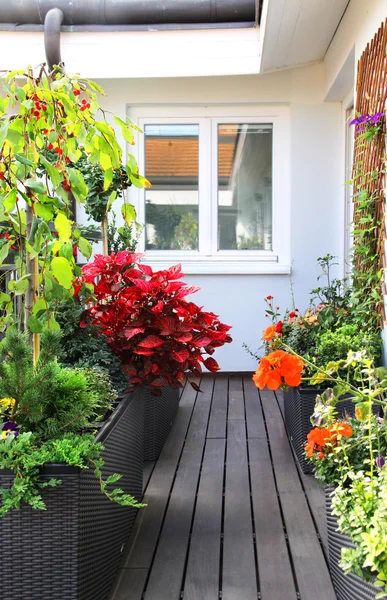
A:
[252,350,305,390]
[263,324,276,342]
[329,422,353,442]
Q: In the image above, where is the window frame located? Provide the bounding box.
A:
[127,105,291,274]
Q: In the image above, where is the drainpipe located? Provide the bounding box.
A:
[44,8,64,71]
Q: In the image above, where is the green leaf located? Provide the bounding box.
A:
[34,203,54,221]
[27,315,43,334]
[129,173,151,189]
[0,243,10,266]
[68,168,88,202]
[103,168,113,192]
[32,297,48,316]
[0,292,10,306]
[39,154,61,187]
[114,116,134,144]
[106,190,117,213]
[126,154,138,176]
[121,203,136,225]
[99,152,112,171]
[15,153,35,166]
[8,277,30,296]
[24,178,47,195]
[0,122,9,146]
[45,317,61,332]
[77,236,92,260]
[51,257,74,289]
[54,213,72,243]
[59,242,75,262]
[2,189,17,213]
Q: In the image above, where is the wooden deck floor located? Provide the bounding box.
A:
[110,376,336,600]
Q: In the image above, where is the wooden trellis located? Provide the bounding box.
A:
[352,18,387,324]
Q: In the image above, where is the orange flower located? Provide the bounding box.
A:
[329,422,353,441]
[252,350,305,391]
[263,324,276,342]
[307,427,331,448]
[305,440,316,458]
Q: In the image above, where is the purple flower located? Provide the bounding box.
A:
[2,422,17,432]
[369,112,384,124]
[350,112,384,127]
[376,454,385,469]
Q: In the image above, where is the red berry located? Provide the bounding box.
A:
[41,105,47,111]
[65,156,71,163]
[81,98,87,105]
[80,106,85,111]
[34,110,40,118]
[54,147,63,155]
[86,103,91,109]
[73,89,80,96]
[0,173,5,181]
[34,101,40,109]
[48,143,54,150]
[43,129,49,135]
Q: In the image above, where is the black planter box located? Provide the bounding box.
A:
[132,385,180,461]
[284,387,378,474]
[0,392,144,600]
[325,487,379,600]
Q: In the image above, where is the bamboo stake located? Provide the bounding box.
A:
[101,216,109,255]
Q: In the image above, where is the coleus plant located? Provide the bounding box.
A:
[0,64,148,361]
[80,251,232,393]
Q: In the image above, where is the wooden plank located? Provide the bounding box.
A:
[184,438,225,600]
[124,380,199,569]
[243,377,266,438]
[143,378,214,600]
[207,376,228,439]
[110,569,148,600]
[275,389,328,554]
[260,389,336,600]
[249,438,298,600]
[222,419,258,600]
[228,377,244,420]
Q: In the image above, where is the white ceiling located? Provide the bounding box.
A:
[259,0,350,72]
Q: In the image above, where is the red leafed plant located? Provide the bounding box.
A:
[80,251,232,393]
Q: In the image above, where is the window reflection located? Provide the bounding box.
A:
[144,124,199,251]
[218,124,272,250]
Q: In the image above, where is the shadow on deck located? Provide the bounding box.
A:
[110,375,336,600]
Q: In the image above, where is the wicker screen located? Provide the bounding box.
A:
[352,19,387,323]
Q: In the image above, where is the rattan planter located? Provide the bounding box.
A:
[135,385,180,461]
[0,392,144,600]
[284,387,378,474]
[325,487,379,600]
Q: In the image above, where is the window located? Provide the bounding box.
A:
[128,106,290,274]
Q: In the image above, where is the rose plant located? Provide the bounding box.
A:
[80,251,232,393]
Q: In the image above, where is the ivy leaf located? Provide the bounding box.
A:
[24,178,47,194]
[78,236,92,260]
[28,315,44,334]
[2,189,17,213]
[54,213,72,243]
[51,257,74,290]
[121,203,136,225]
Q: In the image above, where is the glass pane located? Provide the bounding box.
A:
[144,124,199,250]
[218,123,272,250]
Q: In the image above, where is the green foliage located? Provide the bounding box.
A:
[75,149,131,223]
[0,432,144,516]
[107,210,140,254]
[0,328,113,440]
[56,299,128,392]
[314,325,381,370]
[310,254,352,329]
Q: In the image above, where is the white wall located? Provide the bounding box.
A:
[89,65,343,372]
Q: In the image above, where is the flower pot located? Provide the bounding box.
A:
[134,385,180,461]
[325,487,379,600]
[284,387,379,474]
[0,392,144,600]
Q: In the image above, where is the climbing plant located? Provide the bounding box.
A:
[0,64,149,361]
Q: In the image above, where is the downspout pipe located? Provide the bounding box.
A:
[44,8,64,72]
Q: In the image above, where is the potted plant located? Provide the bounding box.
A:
[81,252,233,460]
[252,346,387,599]
[0,64,150,598]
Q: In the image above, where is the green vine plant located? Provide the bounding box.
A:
[0,64,149,361]
[347,112,385,331]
